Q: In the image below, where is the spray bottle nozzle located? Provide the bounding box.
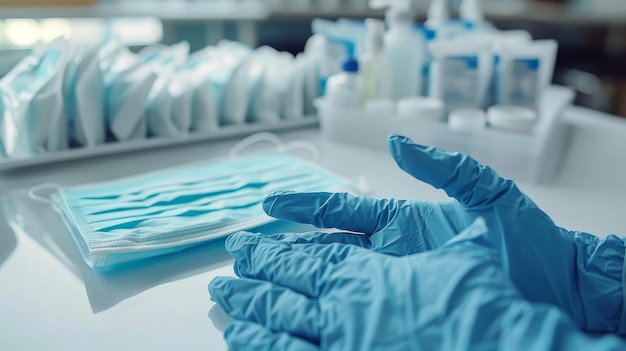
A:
[330,38,359,73]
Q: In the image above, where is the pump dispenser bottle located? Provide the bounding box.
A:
[370,0,424,100]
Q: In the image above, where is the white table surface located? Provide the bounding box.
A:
[1,106,625,351]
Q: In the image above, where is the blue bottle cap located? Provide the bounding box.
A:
[342,59,359,73]
[424,28,437,41]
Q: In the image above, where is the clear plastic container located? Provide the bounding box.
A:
[317,85,575,183]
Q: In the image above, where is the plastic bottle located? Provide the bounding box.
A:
[423,0,448,97]
[324,40,360,108]
[460,0,484,26]
[426,0,474,40]
[370,0,424,100]
[426,0,449,29]
[311,18,368,95]
[358,18,384,107]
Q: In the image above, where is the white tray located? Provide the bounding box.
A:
[317,86,575,183]
[0,117,319,171]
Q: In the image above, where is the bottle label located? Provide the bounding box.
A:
[508,58,540,108]
[441,55,479,110]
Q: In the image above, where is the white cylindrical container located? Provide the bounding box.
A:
[487,105,538,133]
[324,57,360,108]
[396,96,445,120]
[365,99,395,117]
[448,108,486,131]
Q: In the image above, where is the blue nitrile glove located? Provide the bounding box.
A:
[261,135,626,333]
[209,219,626,351]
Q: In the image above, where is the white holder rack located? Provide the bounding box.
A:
[317,85,576,183]
[0,117,318,171]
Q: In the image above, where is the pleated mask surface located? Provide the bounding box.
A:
[29,135,354,269]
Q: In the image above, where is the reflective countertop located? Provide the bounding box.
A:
[1,106,625,351]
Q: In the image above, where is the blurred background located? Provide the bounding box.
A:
[0,0,624,117]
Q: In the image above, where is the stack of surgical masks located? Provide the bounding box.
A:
[30,143,353,269]
[0,37,320,159]
[0,38,70,158]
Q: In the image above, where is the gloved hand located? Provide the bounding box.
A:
[209,219,626,351]
[261,135,626,333]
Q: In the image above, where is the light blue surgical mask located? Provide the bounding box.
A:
[29,134,357,269]
[0,38,69,158]
[99,39,157,141]
[0,90,11,158]
[141,42,192,137]
[183,47,220,132]
[63,43,106,148]
[185,41,252,126]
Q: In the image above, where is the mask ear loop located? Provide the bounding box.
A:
[28,183,62,204]
[228,132,320,161]
[278,141,320,162]
[228,132,366,193]
[229,132,283,159]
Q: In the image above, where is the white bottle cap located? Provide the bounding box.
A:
[487,105,538,133]
[397,97,444,120]
[448,108,486,131]
[365,99,395,117]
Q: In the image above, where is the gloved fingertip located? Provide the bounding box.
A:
[389,135,514,206]
[387,134,413,145]
[262,190,301,215]
[387,134,430,156]
[261,194,280,215]
[207,277,219,293]
[224,233,240,249]
[208,276,229,300]
[225,231,262,252]
[386,136,456,190]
